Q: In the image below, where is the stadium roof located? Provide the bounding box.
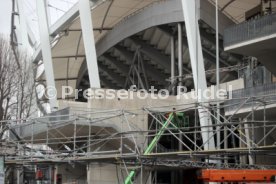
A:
[36,0,252,99]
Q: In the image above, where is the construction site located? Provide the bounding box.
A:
[1,0,276,183]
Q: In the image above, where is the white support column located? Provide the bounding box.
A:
[180,0,215,150]
[36,0,57,110]
[79,0,101,88]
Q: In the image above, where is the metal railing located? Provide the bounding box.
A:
[224,13,276,47]
[225,82,276,113]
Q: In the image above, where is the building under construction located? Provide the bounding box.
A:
[2,0,276,183]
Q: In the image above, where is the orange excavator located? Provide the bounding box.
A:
[198,169,276,183]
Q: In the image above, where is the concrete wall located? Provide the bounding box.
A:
[177,78,244,105]
[85,90,180,152]
[87,163,151,184]
[88,163,118,184]
[57,163,86,184]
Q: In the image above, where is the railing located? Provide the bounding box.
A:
[224,13,276,47]
[225,82,276,113]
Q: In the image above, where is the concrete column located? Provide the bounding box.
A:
[87,163,118,183]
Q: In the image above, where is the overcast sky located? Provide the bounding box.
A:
[0,0,77,38]
[0,0,12,35]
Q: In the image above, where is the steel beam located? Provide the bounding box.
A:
[49,0,106,36]
[127,37,171,73]
[101,54,129,74]
[114,45,168,86]
[182,26,233,68]
[63,27,113,32]
[96,0,234,57]
[100,76,119,89]
[157,24,240,84]
[84,73,119,89]
[158,24,193,74]
[79,0,101,88]
[36,0,57,110]
[181,0,215,150]
[98,63,125,88]
[52,55,85,59]
[158,24,227,77]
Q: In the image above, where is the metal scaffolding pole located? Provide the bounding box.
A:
[178,23,183,89]
[215,0,224,167]
[124,113,175,184]
[177,25,184,184]
[215,0,221,152]
[171,36,176,95]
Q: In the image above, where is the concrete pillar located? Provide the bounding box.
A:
[87,163,118,184]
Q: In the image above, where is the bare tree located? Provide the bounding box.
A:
[0,35,36,137]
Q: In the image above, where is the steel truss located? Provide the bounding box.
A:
[122,158,276,170]
[0,95,276,169]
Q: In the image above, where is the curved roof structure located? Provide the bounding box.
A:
[38,0,160,99]
[35,0,248,100]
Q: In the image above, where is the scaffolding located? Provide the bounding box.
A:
[1,91,276,182]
